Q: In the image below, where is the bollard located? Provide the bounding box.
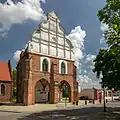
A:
[106,99,107,103]
[93,100,95,104]
[73,101,75,105]
[85,100,87,105]
[76,100,78,105]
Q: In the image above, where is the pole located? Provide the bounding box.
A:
[65,85,67,107]
[103,87,106,112]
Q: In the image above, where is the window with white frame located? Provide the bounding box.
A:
[61,62,66,74]
[40,57,50,72]
[42,59,48,72]
[59,60,67,74]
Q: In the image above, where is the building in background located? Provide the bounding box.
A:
[96,89,120,101]
[16,11,78,105]
[79,87,97,100]
[0,60,12,102]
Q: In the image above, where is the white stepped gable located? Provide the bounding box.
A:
[26,11,75,61]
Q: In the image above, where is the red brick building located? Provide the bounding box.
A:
[0,60,12,102]
[16,11,78,105]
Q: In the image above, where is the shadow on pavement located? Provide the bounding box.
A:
[0,110,22,113]
[17,106,120,120]
[0,102,24,106]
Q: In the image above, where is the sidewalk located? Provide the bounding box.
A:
[0,100,102,113]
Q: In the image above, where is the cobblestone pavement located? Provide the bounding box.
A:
[0,101,120,120]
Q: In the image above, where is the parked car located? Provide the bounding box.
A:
[79,96,88,100]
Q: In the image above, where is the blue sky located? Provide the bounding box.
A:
[0,0,106,89]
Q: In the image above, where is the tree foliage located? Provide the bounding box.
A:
[93,0,120,89]
[12,69,16,81]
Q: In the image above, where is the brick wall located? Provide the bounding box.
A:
[0,82,11,102]
[17,52,78,105]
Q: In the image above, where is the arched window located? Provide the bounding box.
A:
[42,59,48,72]
[1,84,5,96]
[61,62,66,74]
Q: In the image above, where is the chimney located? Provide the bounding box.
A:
[8,60,12,80]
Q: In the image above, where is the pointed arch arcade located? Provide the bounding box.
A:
[60,80,71,102]
[35,79,50,103]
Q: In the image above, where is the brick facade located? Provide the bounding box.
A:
[0,81,12,102]
[17,52,78,105]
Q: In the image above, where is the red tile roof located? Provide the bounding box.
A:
[0,61,12,81]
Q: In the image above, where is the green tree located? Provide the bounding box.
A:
[93,48,120,90]
[98,0,120,47]
[12,69,16,81]
[93,0,120,90]
[12,69,17,100]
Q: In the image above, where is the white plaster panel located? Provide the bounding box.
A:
[50,34,56,42]
[40,57,50,72]
[49,31,56,35]
[57,23,64,34]
[58,48,64,58]
[41,44,48,55]
[41,40,48,45]
[41,27,48,32]
[50,46,56,56]
[65,50,70,59]
[33,33,40,39]
[49,12,57,19]
[57,34,63,38]
[41,22,49,29]
[50,43,56,47]
[49,20,56,32]
[71,51,75,60]
[65,40,70,47]
[65,47,70,51]
[32,37,39,42]
[30,42,39,53]
[41,31,48,41]
[58,45,64,49]
[59,60,68,74]
[58,37,64,45]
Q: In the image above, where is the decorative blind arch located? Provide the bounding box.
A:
[61,62,66,74]
[42,59,48,72]
[59,60,68,74]
[40,57,50,72]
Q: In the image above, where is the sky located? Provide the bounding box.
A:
[0,0,107,89]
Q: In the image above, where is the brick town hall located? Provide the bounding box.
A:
[17,11,78,105]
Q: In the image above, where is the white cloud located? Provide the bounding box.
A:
[100,22,108,32]
[67,26,86,66]
[78,75,89,85]
[66,26,100,89]
[13,50,21,62]
[0,0,46,36]
[86,54,96,61]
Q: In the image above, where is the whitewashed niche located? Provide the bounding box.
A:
[41,44,48,55]
[58,37,64,45]
[30,42,39,53]
[41,31,48,41]
[40,57,50,72]
[65,50,70,59]
[59,60,68,74]
[58,48,64,58]
[50,46,56,56]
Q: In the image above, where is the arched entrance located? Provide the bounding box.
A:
[60,81,71,102]
[35,79,50,103]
